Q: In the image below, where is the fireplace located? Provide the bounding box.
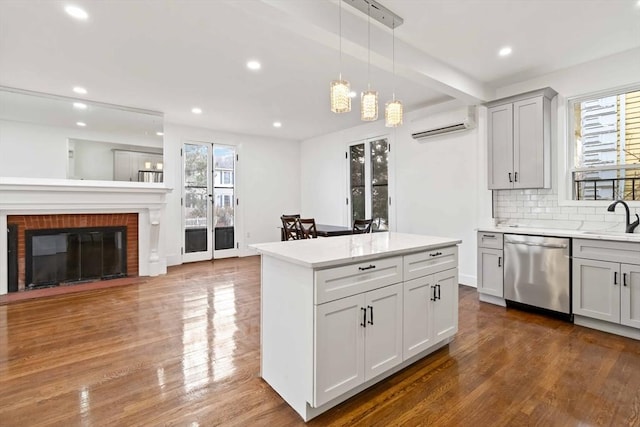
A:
[26,227,127,288]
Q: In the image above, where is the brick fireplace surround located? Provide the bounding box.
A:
[0,178,171,295]
[8,213,139,290]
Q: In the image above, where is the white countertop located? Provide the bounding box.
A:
[477,226,640,243]
[250,232,461,269]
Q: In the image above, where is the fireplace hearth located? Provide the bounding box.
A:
[26,227,127,289]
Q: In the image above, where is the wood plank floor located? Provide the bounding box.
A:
[1,256,639,426]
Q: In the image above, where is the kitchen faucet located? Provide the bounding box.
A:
[607,200,639,233]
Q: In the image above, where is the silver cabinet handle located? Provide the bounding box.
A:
[505,241,567,249]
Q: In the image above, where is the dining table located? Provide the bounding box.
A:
[315,223,353,237]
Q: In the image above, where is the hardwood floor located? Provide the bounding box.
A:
[1,256,639,426]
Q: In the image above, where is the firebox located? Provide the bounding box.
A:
[25,226,127,288]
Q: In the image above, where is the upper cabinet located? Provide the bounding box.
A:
[486,87,557,190]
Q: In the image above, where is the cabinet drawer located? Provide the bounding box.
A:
[573,238,640,265]
[477,231,503,249]
[315,256,403,305]
[403,246,458,281]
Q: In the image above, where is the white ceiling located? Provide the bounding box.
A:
[0,0,638,141]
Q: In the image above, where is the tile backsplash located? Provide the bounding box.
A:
[493,188,639,232]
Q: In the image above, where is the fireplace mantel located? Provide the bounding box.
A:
[0,177,172,295]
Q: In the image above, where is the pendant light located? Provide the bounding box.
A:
[385,19,403,127]
[330,0,351,113]
[361,2,378,121]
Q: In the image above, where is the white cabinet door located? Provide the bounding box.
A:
[364,283,403,381]
[432,269,458,341]
[314,293,365,407]
[513,97,544,189]
[403,276,433,360]
[573,258,620,323]
[477,248,503,297]
[487,103,514,189]
[621,263,640,329]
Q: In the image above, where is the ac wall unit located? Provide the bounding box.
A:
[411,106,476,141]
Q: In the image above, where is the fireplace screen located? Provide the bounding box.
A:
[26,227,127,288]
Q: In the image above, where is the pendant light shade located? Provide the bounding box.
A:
[385,98,403,127]
[330,77,351,113]
[361,3,378,122]
[330,0,351,113]
[361,90,379,121]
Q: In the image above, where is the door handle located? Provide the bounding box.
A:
[367,305,374,325]
[623,273,628,287]
[614,272,618,285]
[514,172,518,182]
[508,172,513,183]
[430,285,437,301]
[436,284,441,300]
[498,256,502,267]
[360,307,367,327]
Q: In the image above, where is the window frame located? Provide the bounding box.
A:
[560,83,640,207]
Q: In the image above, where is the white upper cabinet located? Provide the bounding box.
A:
[486,87,557,190]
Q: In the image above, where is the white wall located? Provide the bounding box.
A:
[301,101,485,286]
[490,47,640,231]
[163,122,301,266]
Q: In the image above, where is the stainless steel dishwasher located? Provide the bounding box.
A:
[504,234,571,315]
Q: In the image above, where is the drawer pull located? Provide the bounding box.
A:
[429,252,443,257]
[367,305,374,325]
[358,264,376,271]
[483,234,496,238]
[360,307,367,327]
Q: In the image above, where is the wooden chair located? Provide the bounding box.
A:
[297,218,318,239]
[352,218,373,234]
[281,215,301,240]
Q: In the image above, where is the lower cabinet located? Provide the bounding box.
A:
[477,247,503,297]
[314,282,403,407]
[573,258,640,328]
[403,268,458,360]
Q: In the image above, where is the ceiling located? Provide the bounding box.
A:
[0,0,638,141]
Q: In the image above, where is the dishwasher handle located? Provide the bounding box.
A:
[505,240,568,249]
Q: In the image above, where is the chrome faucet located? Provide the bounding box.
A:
[607,200,639,233]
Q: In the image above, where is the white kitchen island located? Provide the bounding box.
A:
[251,232,461,421]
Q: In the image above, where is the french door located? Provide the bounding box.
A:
[348,137,392,231]
[183,141,238,263]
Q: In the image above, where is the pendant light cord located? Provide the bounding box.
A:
[392,20,395,100]
[339,0,342,79]
[367,2,371,90]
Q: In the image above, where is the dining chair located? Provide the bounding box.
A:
[298,218,318,239]
[352,218,373,234]
[281,215,301,240]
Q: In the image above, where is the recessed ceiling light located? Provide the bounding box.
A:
[349,91,357,98]
[76,122,86,127]
[65,5,89,20]
[156,131,164,136]
[191,107,202,114]
[73,86,87,95]
[273,122,282,128]
[247,60,261,71]
[499,46,512,57]
[73,102,87,110]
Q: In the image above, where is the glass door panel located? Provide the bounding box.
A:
[213,145,236,254]
[350,143,366,224]
[183,142,212,261]
[370,139,389,231]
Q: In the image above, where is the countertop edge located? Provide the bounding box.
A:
[476,226,640,243]
[252,238,462,269]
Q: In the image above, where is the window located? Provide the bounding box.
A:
[570,86,640,200]
[348,137,391,231]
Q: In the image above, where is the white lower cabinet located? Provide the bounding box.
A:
[572,239,640,334]
[314,283,402,407]
[403,268,458,360]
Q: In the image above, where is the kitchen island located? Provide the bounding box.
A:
[251,232,461,421]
